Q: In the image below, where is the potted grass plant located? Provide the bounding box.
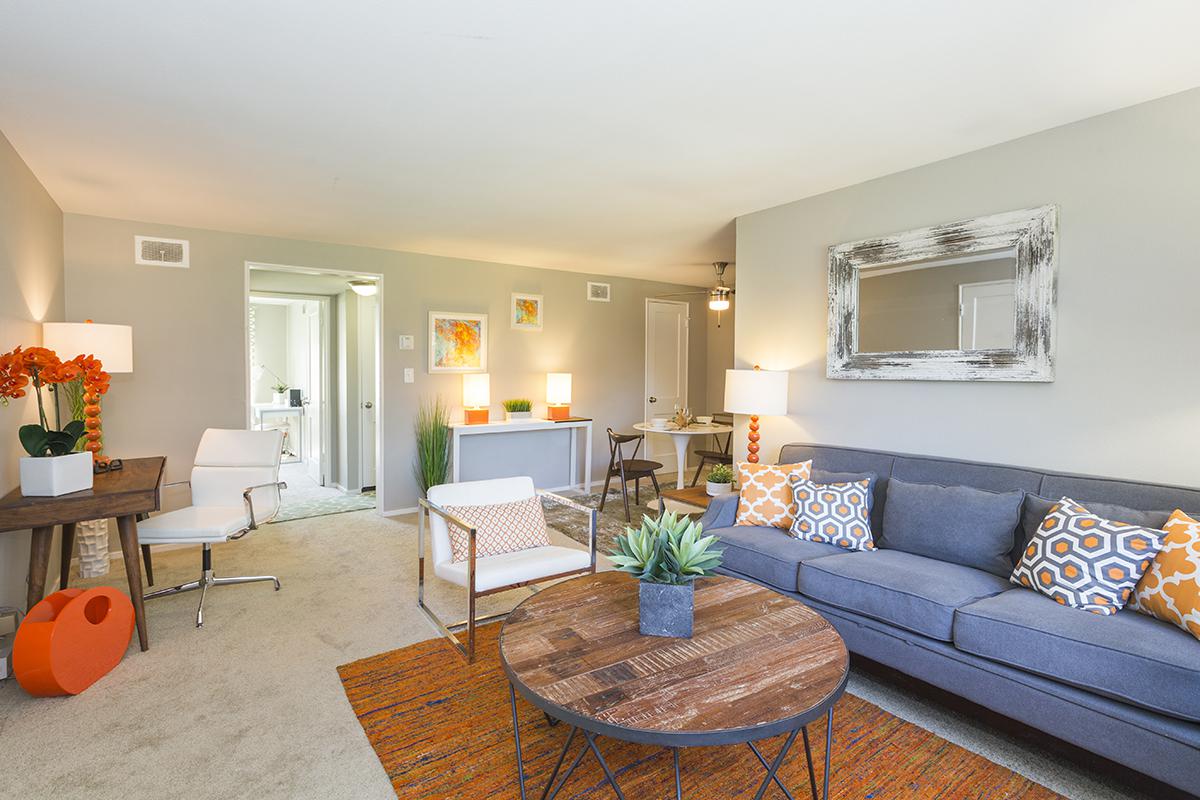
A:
[705,462,734,496]
[609,512,724,638]
[502,398,533,422]
[413,396,451,496]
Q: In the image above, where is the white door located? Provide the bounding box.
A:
[959,280,1016,350]
[304,301,324,485]
[644,300,689,472]
[358,294,377,490]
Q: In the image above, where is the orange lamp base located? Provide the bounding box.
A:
[746,414,761,463]
[464,408,489,425]
[546,405,571,421]
[14,587,134,697]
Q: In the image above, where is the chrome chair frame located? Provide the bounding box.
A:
[143,479,287,628]
[417,490,597,662]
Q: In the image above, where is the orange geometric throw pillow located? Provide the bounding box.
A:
[442,495,551,563]
[1131,509,1200,640]
[734,460,813,529]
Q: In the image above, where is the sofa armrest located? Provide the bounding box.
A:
[698,492,739,531]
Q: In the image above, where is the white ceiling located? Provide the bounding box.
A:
[3,2,1200,286]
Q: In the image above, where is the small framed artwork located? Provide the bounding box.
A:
[429,311,488,373]
[511,292,543,331]
[587,281,611,302]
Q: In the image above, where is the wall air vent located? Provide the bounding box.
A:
[134,235,190,268]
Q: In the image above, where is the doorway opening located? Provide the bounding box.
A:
[245,263,383,522]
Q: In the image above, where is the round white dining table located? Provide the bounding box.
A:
[632,422,735,489]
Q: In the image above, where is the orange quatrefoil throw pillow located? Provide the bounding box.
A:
[1131,509,1200,640]
[734,460,813,530]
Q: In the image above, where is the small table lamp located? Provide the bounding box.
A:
[462,373,491,424]
[42,321,134,372]
[546,372,572,420]
[724,366,788,463]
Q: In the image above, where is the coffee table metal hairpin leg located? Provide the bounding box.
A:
[509,684,623,800]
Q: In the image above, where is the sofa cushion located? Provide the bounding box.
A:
[879,478,1025,577]
[797,550,1011,641]
[707,524,841,593]
[954,588,1200,722]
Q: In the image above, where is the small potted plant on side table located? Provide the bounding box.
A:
[705,463,734,496]
[610,512,724,638]
[271,382,289,406]
[502,398,533,421]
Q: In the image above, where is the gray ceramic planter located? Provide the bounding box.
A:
[638,581,694,638]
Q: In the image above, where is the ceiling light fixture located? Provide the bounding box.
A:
[348,279,378,297]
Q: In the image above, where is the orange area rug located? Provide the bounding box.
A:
[338,626,1063,799]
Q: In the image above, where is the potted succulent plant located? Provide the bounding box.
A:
[609,512,724,638]
[705,463,734,496]
[502,398,533,421]
[271,381,289,406]
[1,346,110,497]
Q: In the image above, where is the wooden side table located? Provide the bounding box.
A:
[0,456,165,651]
[657,484,721,518]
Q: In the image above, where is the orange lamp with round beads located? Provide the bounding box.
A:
[723,366,788,464]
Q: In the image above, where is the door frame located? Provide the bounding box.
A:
[247,290,333,488]
[358,293,378,491]
[644,298,690,473]
[243,262,386,512]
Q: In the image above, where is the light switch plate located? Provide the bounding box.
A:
[398,335,415,350]
[404,367,414,384]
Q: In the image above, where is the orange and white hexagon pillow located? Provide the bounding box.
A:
[1131,509,1200,640]
[734,460,812,530]
[1011,497,1166,615]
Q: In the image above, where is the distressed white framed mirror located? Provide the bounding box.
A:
[827,205,1058,382]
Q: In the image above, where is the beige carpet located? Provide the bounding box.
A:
[0,509,1161,800]
[0,510,543,800]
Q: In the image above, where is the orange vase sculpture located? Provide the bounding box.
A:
[14,587,134,696]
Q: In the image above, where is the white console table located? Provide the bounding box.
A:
[449,418,593,492]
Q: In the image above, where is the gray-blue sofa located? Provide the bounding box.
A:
[698,443,1200,793]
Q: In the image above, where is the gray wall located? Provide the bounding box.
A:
[63,214,715,512]
[735,87,1200,487]
[0,131,65,610]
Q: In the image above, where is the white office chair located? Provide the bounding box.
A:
[139,428,287,627]
[419,476,596,661]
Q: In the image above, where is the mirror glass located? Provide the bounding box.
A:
[857,248,1017,353]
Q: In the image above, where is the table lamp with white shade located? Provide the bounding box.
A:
[545,372,572,420]
[462,373,491,424]
[42,321,134,373]
[724,366,788,464]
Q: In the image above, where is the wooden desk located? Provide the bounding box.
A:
[0,456,165,651]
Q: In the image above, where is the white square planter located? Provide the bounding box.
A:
[19,452,94,497]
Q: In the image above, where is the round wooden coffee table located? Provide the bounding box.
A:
[499,571,849,800]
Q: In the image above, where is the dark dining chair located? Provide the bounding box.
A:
[599,428,664,522]
[690,412,734,486]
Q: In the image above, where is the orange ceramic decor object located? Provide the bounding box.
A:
[14,587,134,696]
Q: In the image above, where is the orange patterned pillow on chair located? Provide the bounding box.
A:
[443,496,551,563]
[734,460,813,529]
[1131,509,1200,640]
